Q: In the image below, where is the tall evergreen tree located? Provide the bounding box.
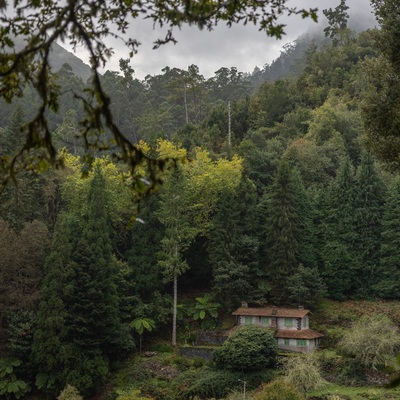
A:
[374,176,400,299]
[208,180,258,309]
[65,167,121,349]
[265,160,303,304]
[0,104,26,157]
[353,152,385,297]
[33,166,127,396]
[32,212,76,395]
[125,195,165,301]
[291,169,317,269]
[320,158,358,299]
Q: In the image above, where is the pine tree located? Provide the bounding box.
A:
[63,165,123,358]
[265,160,302,304]
[374,176,400,299]
[32,212,76,395]
[353,152,385,298]
[320,158,358,299]
[125,195,164,301]
[291,169,317,269]
[33,166,127,396]
[0,104,26,157]
[209,187,251,309]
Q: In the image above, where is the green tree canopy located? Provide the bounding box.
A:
[0,0,317,190]
[339,314,400,370]
[213,325,277,371]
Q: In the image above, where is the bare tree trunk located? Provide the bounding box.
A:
[228,101,231,148]
[184,85,189,124]
[172,268,177,347]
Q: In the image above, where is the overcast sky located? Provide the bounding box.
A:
[62,0,376,80]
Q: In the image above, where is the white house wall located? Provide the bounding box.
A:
[238,316,309,330]
[277,338,317,353]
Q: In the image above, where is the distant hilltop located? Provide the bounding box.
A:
[11,35,92,82]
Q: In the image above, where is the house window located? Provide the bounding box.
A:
[260,317,270,325]
[244,316,253,325]
[284,318,293,327]
[284,338,290,346]
[297,339,307,347]
[302,317,307,328]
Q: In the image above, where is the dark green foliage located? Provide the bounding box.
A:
[250,80,296,129]
[375,176,400,299]
[209,188,251,309]
[32,213,77,395]
[5,310,35,381]
[319,158,358,299]
[61,348,109,396]
[0,358,31,400]
[353,152,385,297]
[33,167,129,396]
[361,1,400,171]
[173,368,271,400]
[0,105,26,157]
[63,166,126,357]
[238,131,286,191]
[213,325,277,372]
[254,380,304,400]
[291,169,317,269]
[265,161,312,303]
[286,264,326,309]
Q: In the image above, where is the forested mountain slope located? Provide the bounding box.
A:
[1,21,400,398]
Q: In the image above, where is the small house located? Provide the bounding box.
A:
[231,305,323,353]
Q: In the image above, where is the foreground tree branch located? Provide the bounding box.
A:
[0,0,317,195]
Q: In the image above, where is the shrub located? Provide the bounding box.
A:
[213,325,277,371]
[253,380,304,400]
[282,353,326,394]
[151,342,174,353]
[192,357,205,368]
[57,384,83,400]
[115,388,152,400]
[339,314,400,369]
[184,370,243,399]
[174,368,272,400]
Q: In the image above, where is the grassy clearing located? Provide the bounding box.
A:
[308,382,400,399]
[314,299,400,327]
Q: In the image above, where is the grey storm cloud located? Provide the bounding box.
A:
[65,0,376,79]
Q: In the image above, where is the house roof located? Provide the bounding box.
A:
[232,306,310,318]
[275,329,324,339]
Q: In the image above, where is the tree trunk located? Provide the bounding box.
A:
[172,268,177,347]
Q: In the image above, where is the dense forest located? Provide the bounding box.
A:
[1,1,400,399]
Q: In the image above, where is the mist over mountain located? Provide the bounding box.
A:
[12,35,92,81]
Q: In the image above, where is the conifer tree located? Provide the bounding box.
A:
[374,176,400,299]
[291,169,317,269]
[0,104,26,157]
[32,212,76,395]
[63,165,124,358]
[265,160,302,304]
[125,195,165,301]
[210,178,262,309]
[33,166,127,396]
[320,158,358,299]
[353,152,385,297]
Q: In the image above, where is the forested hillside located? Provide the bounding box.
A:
[1,5,400,398]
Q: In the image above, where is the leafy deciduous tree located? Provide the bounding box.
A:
[339,314,400,370]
